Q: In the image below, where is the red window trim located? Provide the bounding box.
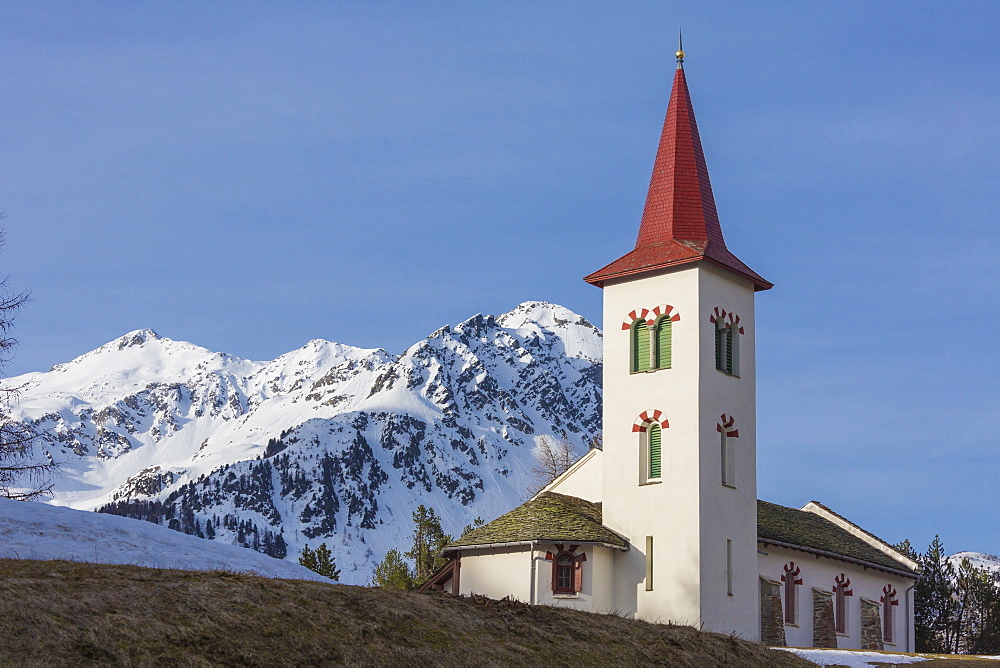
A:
[881,584,898,644]
[545,544,586,594]
[781,562,802,624]
[834,574,853,635]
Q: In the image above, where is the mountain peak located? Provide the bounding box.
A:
[117,329,162,350]
[497,301,596,332]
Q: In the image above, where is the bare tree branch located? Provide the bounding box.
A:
[0,213,55,500]
[526,435,582,497]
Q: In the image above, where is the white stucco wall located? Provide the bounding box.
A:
[601,264,703,627]
[531,544,618,613]
[542,448,604,504]
[458,546,531,602]
[758,544,916,652]
[599,261,760,639]
[590,544,616,613]
[456,544,619,614]
[697,265,760,640]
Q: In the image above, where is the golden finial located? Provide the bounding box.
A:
[676,29,685,66]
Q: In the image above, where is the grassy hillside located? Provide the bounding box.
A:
[0,559,812,667]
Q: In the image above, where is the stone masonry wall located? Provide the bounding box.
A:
[759,578,786,647]
[861,599,884,651]
[812,589,837,648]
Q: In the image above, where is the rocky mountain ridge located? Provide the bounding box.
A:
[5,302,603,583]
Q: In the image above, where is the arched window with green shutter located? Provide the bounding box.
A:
[647,423,662,479]
[715,318,740,377]
[715,320,734,375]
[715,320,726,372]
[654,317,672,369]
[727,323,740,377]
[631,320,651,372]
[721,430,735,486]
[724,326,733,373]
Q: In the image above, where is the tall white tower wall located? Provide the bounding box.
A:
[600,261,759,638]
[696,263,759,639]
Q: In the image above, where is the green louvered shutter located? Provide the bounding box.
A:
[648,424,661,479]
[656,319,671,369]
[725,328,733,374]
[715,326,724,371]
[633,322,651,372]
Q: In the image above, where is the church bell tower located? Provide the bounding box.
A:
[584,46,772,638]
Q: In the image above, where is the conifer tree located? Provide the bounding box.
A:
[916,535,956,653]
[405,505,452,583]
[900,535,1000,655]
[894,538,918,561]
[947,556,1000,654]
[967,566,1000,655]
[371,548,415,590]
[299,543,340,581]
[950,557,977,653]
[462,517,485,537]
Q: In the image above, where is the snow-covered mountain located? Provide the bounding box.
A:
[0,497,327,581]
[950,552,1000,578]
[4,302,602,584]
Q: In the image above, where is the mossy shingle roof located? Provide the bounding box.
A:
[446,492,629,550]
[757,500,916,575]
[446,493,914,575]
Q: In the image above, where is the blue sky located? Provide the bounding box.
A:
[2,2,999,556]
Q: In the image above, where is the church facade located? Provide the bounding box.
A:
[421,50,919,651]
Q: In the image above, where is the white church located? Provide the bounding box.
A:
[420,49,920,651]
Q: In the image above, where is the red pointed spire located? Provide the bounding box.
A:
[585,56,771,291]
[636,65,724,248]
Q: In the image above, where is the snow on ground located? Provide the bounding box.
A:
[779,649,925,666]
[779,647,1000,666]
[0,498,329,581]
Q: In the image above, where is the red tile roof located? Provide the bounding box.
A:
[584,64,771,291]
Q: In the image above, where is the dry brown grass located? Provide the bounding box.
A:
[0,559,814,667]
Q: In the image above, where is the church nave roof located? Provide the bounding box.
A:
[444,492,630,552]
[757,500,918,577]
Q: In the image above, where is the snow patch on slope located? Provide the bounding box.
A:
[0,498,328,581]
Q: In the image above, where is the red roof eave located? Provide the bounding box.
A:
[584,246,772,291]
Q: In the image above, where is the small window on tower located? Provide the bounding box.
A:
[715,319,731,373]
[721,431,735,487]
[729,322,740,376]
[647,423,662,480]
[718,415,739,487]
[636,412,667,485]
[631,320,651,373]
[645,536,654,591]
[714,319,740,376]
[653,316,672,369]
[726,539,734,596]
